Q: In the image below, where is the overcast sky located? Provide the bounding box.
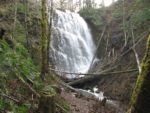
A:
[94,0,118,6]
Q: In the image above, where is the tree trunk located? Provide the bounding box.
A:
[47,0,53,70]
[24,0,30,49]
[12,0,18,39]
[39,1,56,112]
[126,35,150,113]
[38,94,55,113]
[122,0,127,47]
[41,0,48,79]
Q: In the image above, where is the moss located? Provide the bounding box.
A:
[38,94,56,113]
[17,2,26,14]
[127,35,150,113]
[0,40,40,113]
[15,20,26,44]
[55,95,71,113]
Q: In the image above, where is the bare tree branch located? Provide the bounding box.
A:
[68,69,138,86]
[131,26,141,73]
[88,26,106,72]
[0,93,19,103]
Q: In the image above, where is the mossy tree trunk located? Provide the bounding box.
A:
[39,0,56,113]
[12,0,18,39]
[41,0,48,79]
[126,35,150,113]
[24,0,29,49]
[38,94,55,113]
[47,0,53,69]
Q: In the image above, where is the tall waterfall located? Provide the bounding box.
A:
[50,10,96,78]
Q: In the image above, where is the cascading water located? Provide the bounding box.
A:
[50,10,96,78]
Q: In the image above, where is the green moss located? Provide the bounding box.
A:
[15,20,26,44]
[0,39,41,112]
[55,96,71,113]
[127,35,150,113]
[17,3,26,14]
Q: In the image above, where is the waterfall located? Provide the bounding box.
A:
[50,10,96,78]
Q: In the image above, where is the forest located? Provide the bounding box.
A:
[0,0,150,113]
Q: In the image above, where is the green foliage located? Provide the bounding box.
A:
[112,9,123,18]
[59,100,71,112]
[127,0,150,29]
[15,20,26,44]
[0,99,6,110]
[111,4,123,18]
[13,103,31,113]
[0,40,38,80]
[79,8,105,30]
[17,3,26,14]
[0,99,31,113]
[136,0,150,5]
[55,96,71,113]
[41,85,57,96]
[0,40,39,112]
[130,8,150,27]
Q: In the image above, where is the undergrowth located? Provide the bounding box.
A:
[0,40,41,113]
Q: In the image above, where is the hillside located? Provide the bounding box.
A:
[79,0,149,103]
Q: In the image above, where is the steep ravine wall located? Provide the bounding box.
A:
[79,5,148,103]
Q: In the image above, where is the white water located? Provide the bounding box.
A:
[50,10,96,78]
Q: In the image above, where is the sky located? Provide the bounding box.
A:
[95,0,118,7]
[53,0,119,11]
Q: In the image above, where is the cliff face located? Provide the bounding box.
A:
[79,0,149,103]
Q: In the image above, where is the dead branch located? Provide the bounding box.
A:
[50,68,137,76]
[68,69,138,86]
[131,26,141,73]
[88,26,106,71]
[60,82,96,99]
[0,108,6,113]
[14,68,40,98]
[0,93,19,103]
[100,31,148,69]
[50,66,115,77]
[23,80,40,98]
[55,103,68,113]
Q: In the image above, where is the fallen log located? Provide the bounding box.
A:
[60,82,121,111]
[60,82,98,99]
[68,69,138,86]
